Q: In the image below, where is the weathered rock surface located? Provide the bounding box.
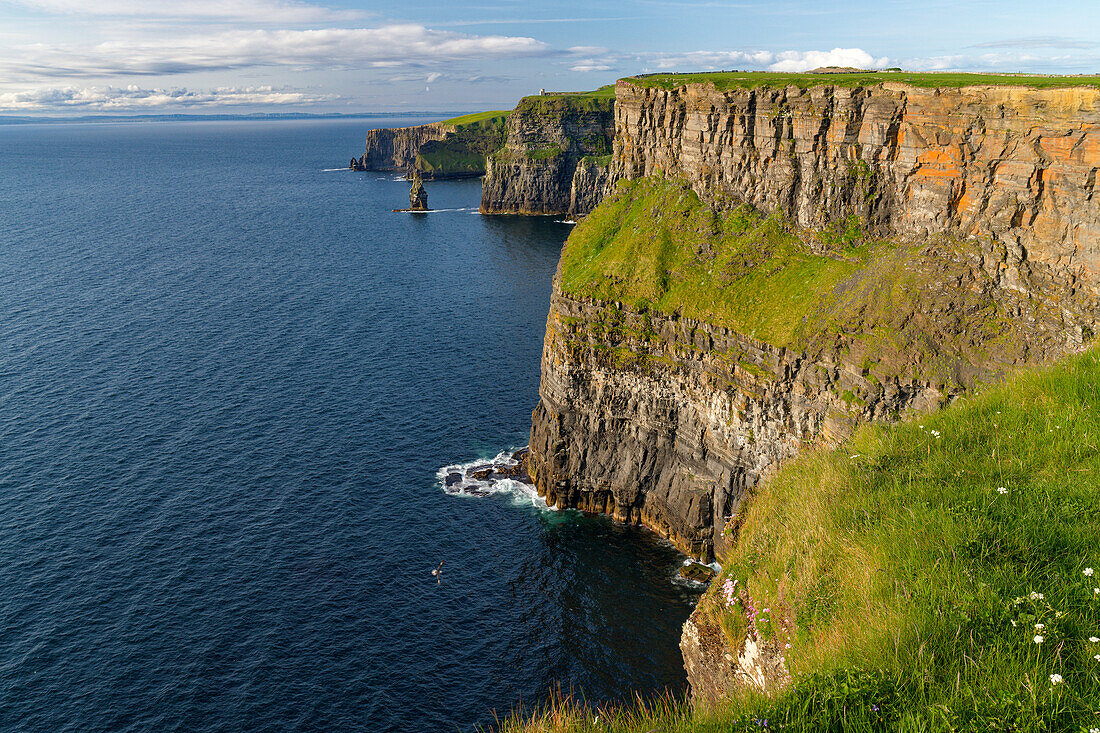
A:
[408,170,428,211]
[528,77,1100,704]
[357,122,447,173]
[480,96,616,216]
[679,562,717,584]
[613,80,1100,294]
[680,605,788,708]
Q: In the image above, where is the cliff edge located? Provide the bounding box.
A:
[480,91,616,216]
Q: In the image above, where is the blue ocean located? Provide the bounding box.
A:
[0,118,700,732]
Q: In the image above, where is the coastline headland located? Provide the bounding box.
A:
[364,70,1100,723]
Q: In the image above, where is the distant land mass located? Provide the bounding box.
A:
[0,111,473,125]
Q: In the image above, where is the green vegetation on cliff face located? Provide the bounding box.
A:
[625,70,1100,91]
[500,349,1100,732]
[559,177,1061,389]
[415,112,509,177]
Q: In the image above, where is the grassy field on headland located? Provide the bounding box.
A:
[625,70,1100,91]
[495,346,1100,731]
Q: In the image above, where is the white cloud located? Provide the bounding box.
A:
[0,25,554,80]
[766,48,890,72]
[0,84,336,111]
[569,60,614,72]
[0,0,359,23]
[572,47,889,75]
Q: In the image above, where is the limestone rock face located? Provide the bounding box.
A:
[480,97,615,216]
[409,170,428,211]
[528,77,1100,706]
[613,80,1100,294]
[680,608,787,708]
[358,123,446,173]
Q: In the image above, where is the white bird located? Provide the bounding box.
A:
[431,561,444,585]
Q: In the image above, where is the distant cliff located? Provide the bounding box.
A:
[353,112,508,179]
[480,93,615,216]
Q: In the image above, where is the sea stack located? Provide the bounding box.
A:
[408,169,428,211]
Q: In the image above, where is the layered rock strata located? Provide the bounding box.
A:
[354,117,508,179]
[613,80,1100,294]
[355,123,446,173]
[525,77,1100,706]
[480,96,616,216]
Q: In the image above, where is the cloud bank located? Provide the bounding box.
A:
[1,24,553,80]
[0,84,335,111]
[1,0,359,23]
[569,47,891,74]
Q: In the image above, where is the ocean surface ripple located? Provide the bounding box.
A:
[0,118,700,732]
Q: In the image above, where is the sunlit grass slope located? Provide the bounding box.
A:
[559,177,1050,389]
[496,349,1100,732]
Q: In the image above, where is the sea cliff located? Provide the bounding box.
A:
[480,93,615,216]
[613,79,1100,294]
[353,112,508,179]
[524,76,1100,704]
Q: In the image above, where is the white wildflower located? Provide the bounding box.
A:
[997,486,1008,494]
[1010,620,1017,627]
[1095,654,1100,662]
[1086,567,1095,577]
[1090,637,1099,643]
[1049,673,1063,685]
[1034,623,1044,631]
[1095,588,1099,595]
[1034,635,1044,644]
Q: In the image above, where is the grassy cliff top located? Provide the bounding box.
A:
[503,347,1100,731]
[558,177,1064,388]
[438,110,510,128]
[623,70,1100,91]
[514,90,615,115]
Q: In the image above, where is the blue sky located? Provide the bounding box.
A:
[0,0,1097,115]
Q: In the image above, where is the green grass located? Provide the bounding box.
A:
[440,110,510,127]
[415,111,509,176]
[624,70,1100,91]
[559,177,870,346]
[515,92,614,116]
[494,348,1100,732]
[558,177,1052,389]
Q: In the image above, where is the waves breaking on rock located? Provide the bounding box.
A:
[437,447,551,510]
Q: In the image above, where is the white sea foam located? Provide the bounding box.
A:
[554,219,577,225]
[437,447,554,510]
[321,167,349,172]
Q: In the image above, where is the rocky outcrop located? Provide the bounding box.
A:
[681,607,788,708]
[613,80,1100,294]
[480,96,615,216]
[408,170,428,211]
[355,115,508,179]
[357,122,446,173]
